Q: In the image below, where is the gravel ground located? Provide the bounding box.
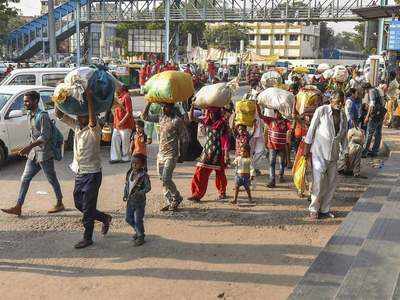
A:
[0,143,380,299]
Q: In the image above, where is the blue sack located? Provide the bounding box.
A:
[56,68,116,116]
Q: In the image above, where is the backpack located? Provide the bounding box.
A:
[34,110,64,161]
[370,88,387,122]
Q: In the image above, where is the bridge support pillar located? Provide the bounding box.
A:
[48,0,57,67]
[164,0,170,63]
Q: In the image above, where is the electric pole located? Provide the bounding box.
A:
[48,0,57,67]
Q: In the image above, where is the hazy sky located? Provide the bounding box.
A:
[13,0,357,33]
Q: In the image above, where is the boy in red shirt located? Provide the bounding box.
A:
[257,104,291,188]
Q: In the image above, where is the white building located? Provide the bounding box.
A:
[247,22,320,59]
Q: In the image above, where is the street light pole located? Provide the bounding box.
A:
[48,0,57,67]
[75,0,81,67]
[164,0,170,63]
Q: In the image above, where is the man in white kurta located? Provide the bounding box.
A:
[304,92,348,219]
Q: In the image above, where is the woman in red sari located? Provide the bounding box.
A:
[188,106,229,202]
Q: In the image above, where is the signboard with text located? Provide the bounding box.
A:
[389,20,400,51]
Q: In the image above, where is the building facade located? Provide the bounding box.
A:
[247,22,320,59]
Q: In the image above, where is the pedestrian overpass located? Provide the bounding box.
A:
[6,0,375,62]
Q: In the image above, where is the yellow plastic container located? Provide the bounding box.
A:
[101,125,112,143]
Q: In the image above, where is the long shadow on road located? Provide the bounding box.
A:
[0,230,320,286]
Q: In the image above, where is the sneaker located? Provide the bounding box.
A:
[267,181,276,188]
[48,203,65,214]
[134,236,145,247]
[1,204,22,216]
[74,239,93,249]
[101,214,112,235]
[320,211,335,219]
[146,138,152,145]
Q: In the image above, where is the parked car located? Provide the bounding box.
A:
[0,62,7,79]
[0,85,72,166]
[0,67,72,87]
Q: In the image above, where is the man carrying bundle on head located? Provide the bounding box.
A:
[142,70,194,212]
[142,102,186,212]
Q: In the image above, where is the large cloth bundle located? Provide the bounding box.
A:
[235,100,256,127]
[144,71,194,104]
[257,87,294,117]
[323,68,334,79]
[260,71,282,89]
[333,65,349,83]
[317,63,331,73]
[296,86,321,115]
[53,67,116,116]
[194,80,239,108]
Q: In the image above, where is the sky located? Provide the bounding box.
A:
[12,0,357,33]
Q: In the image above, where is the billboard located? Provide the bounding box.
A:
[388,20,400,51]
[128,29,164,53]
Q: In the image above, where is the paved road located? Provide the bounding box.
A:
[0,84,379,299]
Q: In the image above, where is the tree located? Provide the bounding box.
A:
[0,0,19,41]
[334,32,360,51]
[204,23,249,51]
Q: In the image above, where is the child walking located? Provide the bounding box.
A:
[257,104,291,188]
[130,119,147,167]
[123,153,151,246]
[231,144,253,205]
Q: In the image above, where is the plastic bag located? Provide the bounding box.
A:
[260,71,282,89]
[333,65,349,83]
[296,87,321,115]
[53,67,95,104]
[235,100,256,127]
[323,69,334,79]
[317,64,330,73]
[293,155,308,194]
[194,80,239,108]
[144,71,194,104]
[257,87,294,117]
[348,127,364,145]
[54,67,115,116]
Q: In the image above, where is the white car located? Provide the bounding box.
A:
[0,85,72,166]
[0,67,72,87]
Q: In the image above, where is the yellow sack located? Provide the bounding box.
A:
[235,100,256,127]
[292,155,308,194]
[144,71,195,104]
[293,66,309,74]
[296,87,320,115]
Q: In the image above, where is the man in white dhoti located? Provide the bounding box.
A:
[304,91,348,220]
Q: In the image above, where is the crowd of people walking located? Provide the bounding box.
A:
[1,61,396,249]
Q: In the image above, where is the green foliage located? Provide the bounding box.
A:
[204,23,249,51]
[0,0,20,40]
